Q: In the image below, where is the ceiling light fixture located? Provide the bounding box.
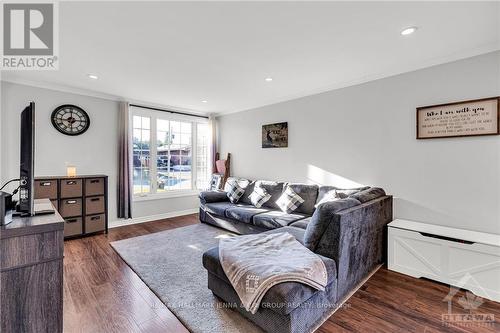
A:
[265,77,273,82]
[401,26,418,36]
[202,100,208,103]
[87,74,98,80]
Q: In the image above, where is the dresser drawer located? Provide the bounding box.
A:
[0,230,63,270]
[59,198,82,218]
[85,178,105,196]
[60,179,82,198]
[64,217,82,237]
[85,214,105,234]
[85,196,105,215]
[34,180,58,199]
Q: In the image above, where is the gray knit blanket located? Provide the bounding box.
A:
[219,232,328,314]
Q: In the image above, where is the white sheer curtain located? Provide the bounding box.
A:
[208,114,217,174]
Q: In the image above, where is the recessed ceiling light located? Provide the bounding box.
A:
[202,100,208,103]
[401,26,418,36]
[265,77,273,82]
[87,74,98,80]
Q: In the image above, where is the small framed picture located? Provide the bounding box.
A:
[262,122,288,148]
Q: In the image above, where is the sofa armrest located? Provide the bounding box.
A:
[199,190,229,204]
[313,195,393,298]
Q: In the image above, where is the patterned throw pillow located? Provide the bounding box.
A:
[314,189,346,208]
[336,189,363,197]
[249,186,272,208]
[226,180,246,203]
[276,186,305,213]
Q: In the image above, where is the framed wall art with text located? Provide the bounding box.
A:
[416,97,500,139]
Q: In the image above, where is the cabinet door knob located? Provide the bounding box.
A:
[67,200,77,204]
[90,198,100,202]
[91,216,100,221]
[41,182,52,186]
[67,219,77,223]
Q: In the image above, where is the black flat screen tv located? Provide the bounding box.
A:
[18,102,35,216]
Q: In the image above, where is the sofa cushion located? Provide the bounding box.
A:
[261,226,307,244]
[284,183,318,215]
[317,185,370,204]
[204,202,234,217]
[202,242,337,316]
[290,217,312,230]
[252,211,309,230]
[199,190,229,204]
[304,198,361,250]
[225,204,269,223]
[239,180,256,205]
[256,180,285,210]
[350,187,386,203]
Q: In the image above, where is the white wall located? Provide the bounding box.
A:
[217,51,500,234]
[0,82,199,222]
[132,195,199,218]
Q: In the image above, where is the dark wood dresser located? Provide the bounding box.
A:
[0,199,64,333]
[34,175,108,238]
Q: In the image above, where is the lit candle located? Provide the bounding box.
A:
[67,166,77,177]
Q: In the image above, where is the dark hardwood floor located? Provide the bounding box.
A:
[64,215,500,332]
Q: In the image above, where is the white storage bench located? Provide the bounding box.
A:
[388,219,500,303]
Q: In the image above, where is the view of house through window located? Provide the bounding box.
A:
[196,123,210,190]
[157,119,192,191]
[132,116,151,194]
[132,108,210,196]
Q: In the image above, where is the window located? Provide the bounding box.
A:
[196,123,210,190]
[132,116,151,194]
[131,107,211,197]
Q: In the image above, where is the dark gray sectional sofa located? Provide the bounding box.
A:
[200,177,393,333]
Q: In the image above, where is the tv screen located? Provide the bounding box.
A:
[19,102,35,216]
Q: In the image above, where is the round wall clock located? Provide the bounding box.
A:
[51,104,90,136]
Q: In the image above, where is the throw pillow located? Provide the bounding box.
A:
[226,180,246,203]
[276,186,305,213]
[249,186,272,208]
[314,189,346,208]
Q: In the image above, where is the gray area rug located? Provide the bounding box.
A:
[110,223,263,333]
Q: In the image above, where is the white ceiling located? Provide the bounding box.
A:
[2,1,499,115]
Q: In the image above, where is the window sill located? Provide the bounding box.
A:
[133,190,200,202]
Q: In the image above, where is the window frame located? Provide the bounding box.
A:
[195,122,211,192]
[130,107,209,200]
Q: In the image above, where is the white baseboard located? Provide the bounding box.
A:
[109,208,198,229]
